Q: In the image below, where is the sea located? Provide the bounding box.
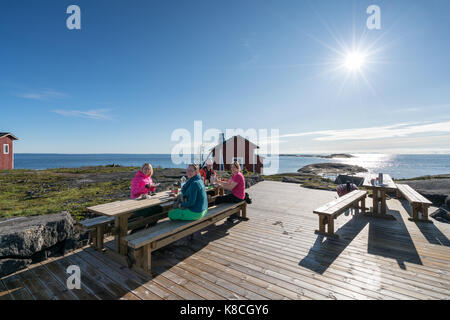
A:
[12,153,450,180]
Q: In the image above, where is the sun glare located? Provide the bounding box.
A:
[344,51,365,71]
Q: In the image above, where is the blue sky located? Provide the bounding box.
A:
[1,0,450,154]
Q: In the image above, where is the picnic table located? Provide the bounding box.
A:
[362,173,398,220]
[86,186,223,255]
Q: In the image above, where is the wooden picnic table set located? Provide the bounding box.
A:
[314,173,433,238]
[80,184,248,273]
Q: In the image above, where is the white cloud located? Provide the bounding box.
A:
[52,109,113,120]
[17,90,67,101]
[281,121,450,141]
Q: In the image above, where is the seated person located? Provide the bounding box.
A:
[337,181,358,197]
[168,164,208,221]
[131,163,157,199]
[215,161,247,220]
[200,159,217,185]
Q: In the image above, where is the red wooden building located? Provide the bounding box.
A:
[210,135,264,174]
[0,133,18,170]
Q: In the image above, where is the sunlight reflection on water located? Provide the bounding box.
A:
[336,154,396,175]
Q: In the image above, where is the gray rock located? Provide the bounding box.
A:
[298,163,368,175]
[0,258,32,278]
[245,175,263,188]
[0,212,74,258]
[282,177,306,184]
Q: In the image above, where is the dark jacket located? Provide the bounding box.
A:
[181,174,208,213]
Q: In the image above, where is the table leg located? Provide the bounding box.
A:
[380,189,387,215]
[115,214,131,255]
[372,190,379,214]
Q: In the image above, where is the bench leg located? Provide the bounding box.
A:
[409,204,432,223]
[318,215,326,233]
[421,204,429,222]
[412,204,419,221]
[315,215,338,238]
[142,244,152,272]
[96,225,104,251]
[90,228,97,248]
[135,244,152,273]
[239,203,249,221]
[327,217,335,235]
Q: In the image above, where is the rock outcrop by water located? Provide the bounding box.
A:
[298,163,368,176]
[0,212,89,277]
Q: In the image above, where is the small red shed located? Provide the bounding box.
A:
[210,135,264,174]
[0,133,18,170]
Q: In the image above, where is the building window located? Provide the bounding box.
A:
[3,144,9,154]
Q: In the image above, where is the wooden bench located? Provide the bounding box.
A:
[396,184,432,222]
[123,201,247,273]
[79,216,115,250]
[80,201,176,251]
[313,190,367,238]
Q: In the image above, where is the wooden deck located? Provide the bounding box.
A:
[1,181,449,300]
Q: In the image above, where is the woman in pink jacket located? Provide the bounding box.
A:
[131,163,157,199]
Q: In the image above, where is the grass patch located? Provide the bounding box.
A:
[0,166,136,221]
[394,174,450,182]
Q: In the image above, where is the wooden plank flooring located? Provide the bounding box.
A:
[1,181,449,300]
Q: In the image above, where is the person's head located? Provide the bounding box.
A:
[231,161,241,174]
[206,159,213,170]
[141,163,153,177]
[346,181,351,192]
[187,164,199,178]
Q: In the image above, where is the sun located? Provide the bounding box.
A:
[344,51,365,71]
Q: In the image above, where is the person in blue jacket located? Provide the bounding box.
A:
[168,164,208,221]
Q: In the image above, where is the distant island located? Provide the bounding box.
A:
[279,153,355,159]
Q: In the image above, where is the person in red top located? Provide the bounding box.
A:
[336,181,358,197]
[215,161,249,221]
[200,159,216,185]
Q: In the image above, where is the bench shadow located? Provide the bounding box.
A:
[151,219,243,274]
[299,208,424,274]
[298,213,369,275]
[367,209,422,270]
[399,200,450,247]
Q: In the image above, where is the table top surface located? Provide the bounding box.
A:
[362,173,397,190]
[87,185,220,217]
[86,191,175,217]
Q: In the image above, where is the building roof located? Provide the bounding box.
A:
[210,135,259,151]
[0,133,19,140]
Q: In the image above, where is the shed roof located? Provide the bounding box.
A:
[210,135,259,151]
[0,133,19,140]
